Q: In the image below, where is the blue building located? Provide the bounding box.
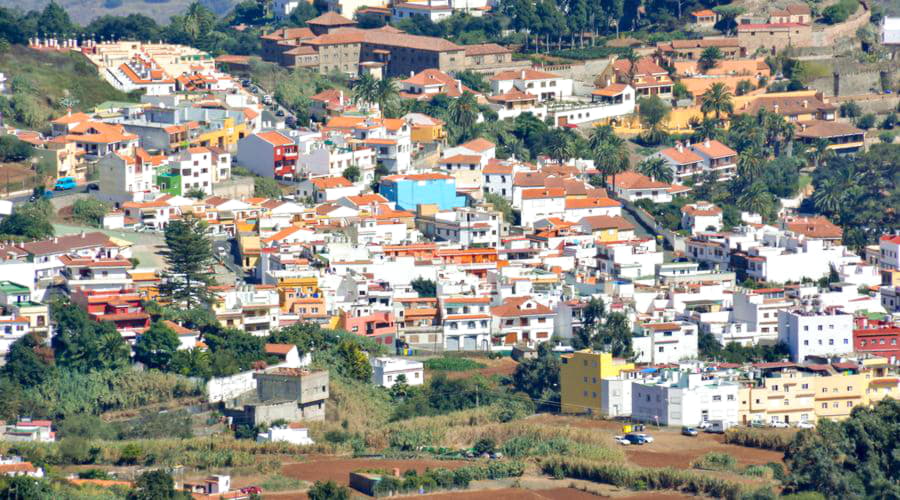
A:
[379,173,466,211]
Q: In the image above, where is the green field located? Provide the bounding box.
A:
[0,45,136,130]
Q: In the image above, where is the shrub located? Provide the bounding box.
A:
[472,437,495,455]
[541,457,747,499]
[742,465,772,478]
[857,113,876,129]
[724,428,793,451]
[765,462,786,481]
[879,131,895,144]
[822,0,858,24]
[424,357,486,371]
[691,452,737,471]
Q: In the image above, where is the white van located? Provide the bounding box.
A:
[705,420,734,434]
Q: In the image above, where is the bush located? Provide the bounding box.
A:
[367,462,523,497]
[724,427,793,451]
[765,461,786,481]
[879,131,895,144]
[742,465,772,478]
[881,112,897,130]
[822,0,858,24]
[691,452,737,471]
[857,113,876,129]
[472,437,495,455]
[424,357,487,372]
[541,457,747,499]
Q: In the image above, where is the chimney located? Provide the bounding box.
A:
[81,231,86,239]
[457,80,462,93]
[675,141,683,153]
[520,69,526,80]
[802,99,808,108]
[773,103,780,113]
[704,137,711,148]
[339,91,344,106]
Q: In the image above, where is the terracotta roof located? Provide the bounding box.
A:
[796,120,863,139]
[19,232,112,256]
[691,139,736,158]
[265,343,296,355]
[658,38,740,51]
[460,138,495,152]
[660,145,703,164]
[578,215,635,231]
[464,43,511,56]
[692,9,716,17]
[487,88,538,103]
[740,94,835,117]
[492,296,554,317]
[613,57,668,76]
[483,161,513,174]
[162,320,195,335]
[256,130,295,146]
[522,188,565,200]
[592,84,629,97]
[737,22,808,30]
[304,28,462,52]
[311,176,352,189]
[490,68,560,81]
[784,216,842,240]
[565,197,621,209]
[0,462,39,474]
[514,171,547,187]
[260,27,314,41]
[682,202,722,216]
[440,154,482,164]
[346,193,389,205]
[51,112,91,125]
[443,296,490,303]
[307,11,355,25]
[610,171,671,190]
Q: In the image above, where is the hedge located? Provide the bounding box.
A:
[541,457,748,500]
[723,427,793,451]
[370,461,525,497]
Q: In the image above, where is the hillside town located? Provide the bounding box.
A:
[0,0,896,497]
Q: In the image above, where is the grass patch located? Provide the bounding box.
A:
[723,427,795,452]
[0,45,136,129]
[448,423,626,463]
[260,474,307,492]
[691,452,737,472]
[424,357,487,372]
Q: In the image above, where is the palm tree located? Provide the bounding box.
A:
[638,157,673,184]
[812,177,844,215]
[588,125,616,153]
[700,82,733,123]
[691,117,722,143]
[448,91,480,143]
[595,137,630,188]
[698,47,723,72]
[545,129,575,164]
[374,78,398,116]
[353,72,378,108]
[808,138,832,169]
[737,147,764,184]
[737,182,774,217]
[182,2,208,42]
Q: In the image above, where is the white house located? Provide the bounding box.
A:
[606,171,690,203]
[596,238,664,281]
[519,188,566,228]
[631,371,739,427]
[489,69,573,102]
[881,17,900,45]
[256,424,315,445]
[778,309,854,362]
[632,321,699,364]
[371,357,424,387]
[391,0,453,22]
[681,202,723,235]
[440,296,492,351]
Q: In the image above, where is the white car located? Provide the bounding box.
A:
[613,436,630,445]
[769,421,790,428]
[795,421,815,429]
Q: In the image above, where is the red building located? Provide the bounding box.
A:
[853,316,900,361]
[70,288,150,342]
[236,131,299,179]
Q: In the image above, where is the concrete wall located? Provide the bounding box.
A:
[208,371,257,403]
[255,370,329,405]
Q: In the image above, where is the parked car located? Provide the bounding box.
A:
[624,434,647,445]
[749,420,766,428]
[681,426,698,437]
[628,433,654,443]
[276,109,285,117]
[85,183,99,191]
[613,435,631,445]
[54,176,76,191]
[769,421,790,429]
[795,421,815,429]
[705,420,734,434]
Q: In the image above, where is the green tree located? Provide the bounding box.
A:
[184,188,207,199]
[159,216,217,309]
[254,176,282,198]
[637,157,673,184]
[511,342,559,411]
[592,312,633,358]
[698,46,723,71]
[483,192,514,224]
[72,199,109,227]
[737,182,774,218]
[129,469,188,500]
[50,299,130,373]
[0,135,33,162]
[375,78,400,116]
[308,480,350,500]
[169,348,212,378]
[0,201,54,239]
[735,79,755,96]
[342,166,360,183]
[337,340,371,381]
[3,332,53,386]
[411,277,436,298]
[700,82,733,122]
[353,72,378,107]
[637,96,670,145]
[544,128,575,163]
[134,321,181,370]
[447,92,480,143]
[0,476,53,499]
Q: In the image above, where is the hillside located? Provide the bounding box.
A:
[0,0,237,25]
[0,45,136,130]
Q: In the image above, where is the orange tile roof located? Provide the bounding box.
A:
[304,28,462,52]
[610,171,671,190]
[691,139,736,158]
[307,11,355,25]
[692,9,716,17]
[660,145,703,164]
[464,43,510,56]
[487,88,537,103]
[578,215,635,231]
[460,138,495,152]
[490,68,560,81]
[592,84,629,96]
[265,343,296,355]
[256,130,294,146]
[565,197,621,209]
[785,216,843,239]
[311,176,352,189]
[440,154,482,164]
[51,112,91,125]
[522,188,565,200]
[491,296,554,317]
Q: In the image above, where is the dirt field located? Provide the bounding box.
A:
[281,458,470,485]
[0,162,39,193]
[529,415,784,469]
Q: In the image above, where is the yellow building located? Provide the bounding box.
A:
[560,350,635,415]
[237,233,261,272]
[194,117,248,151]
[738,359,900,425]
[407,115,446,144]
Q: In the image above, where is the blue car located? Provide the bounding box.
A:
[625,434,647,445]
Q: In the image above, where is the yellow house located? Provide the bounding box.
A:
[237,233,261,272]
[407,114,446,144]
[194,117,248,151]
[560,350,635,414]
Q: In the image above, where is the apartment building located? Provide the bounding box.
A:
[778,309,854,362]
[596,238,664,281]
[416,206,502,248]
[237,131,300,179]
[731,288,793,343]
[560,350,635,415]
[632,370,740,427]
[681,202,723,235]
[491,296,556,349]
[489,69,573,102]
[213,285,281,336]
[440,296,491,351]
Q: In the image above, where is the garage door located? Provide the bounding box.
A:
[446,336,459,351]
[463,336,477,350]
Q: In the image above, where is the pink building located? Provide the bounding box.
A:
[338,309,397,346]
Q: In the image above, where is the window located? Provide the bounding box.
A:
[821,403,827,409]
[712,395,721,401]
[801,384,809,389]
[847,402,853,407]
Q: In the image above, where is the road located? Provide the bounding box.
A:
[213,238,244,279]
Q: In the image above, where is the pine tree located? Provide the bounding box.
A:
[159,216,217,309]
